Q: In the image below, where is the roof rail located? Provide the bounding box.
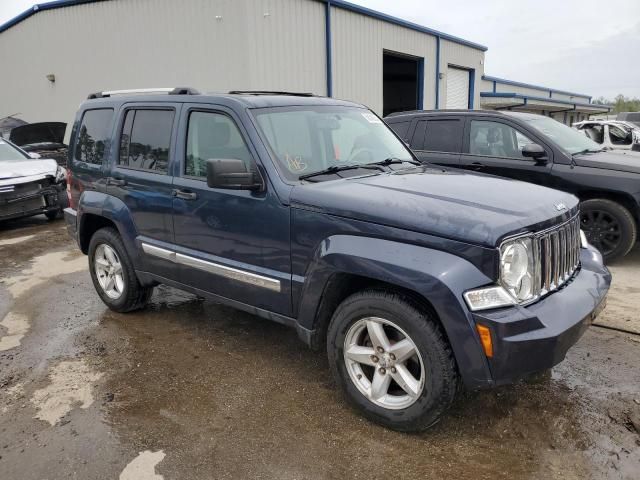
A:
[228,90,315,97]
[87,87,200,99]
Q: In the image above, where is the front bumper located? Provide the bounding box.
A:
[472,245,610,385]
[0,182,66,221]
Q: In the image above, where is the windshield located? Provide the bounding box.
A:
[251,106,413,181]
[522,116,603,154]
[0,139,30,161]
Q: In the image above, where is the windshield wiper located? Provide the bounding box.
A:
[299,164,378,181]
[367,157,421,167]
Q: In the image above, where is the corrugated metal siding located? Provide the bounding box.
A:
[0,0,326,131]
[439,39,483,109]
[494,83,550,98]
[551,92,590,103]
[330,6,437,113]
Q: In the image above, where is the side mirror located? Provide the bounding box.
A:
[522,143,547,162]
[206,158,263,191]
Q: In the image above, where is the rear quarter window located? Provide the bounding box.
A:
[74,109,114,165]
[387,120,411,141]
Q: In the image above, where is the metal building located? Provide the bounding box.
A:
[480,75,611,125]
[0,0,486,131]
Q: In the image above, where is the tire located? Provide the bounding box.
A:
[45,209,61,220]
[580,199,637,262]
[88,227,152,312]
[327,290,458,432]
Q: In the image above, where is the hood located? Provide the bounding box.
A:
[9,122,66,146]
[0,159,59,186]
[572,150,640,174]
[291,166,578,247]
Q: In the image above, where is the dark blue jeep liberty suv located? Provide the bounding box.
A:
[64,88,610,431]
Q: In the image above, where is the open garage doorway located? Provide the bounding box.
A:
[383,51,423,117]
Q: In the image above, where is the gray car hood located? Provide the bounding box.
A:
[572,150,640,174]
[0,159,59,186]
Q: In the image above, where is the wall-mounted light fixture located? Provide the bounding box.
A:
[46,74,55,83]
[438,72,444,79]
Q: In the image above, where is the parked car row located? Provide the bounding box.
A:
[62,88,610,432]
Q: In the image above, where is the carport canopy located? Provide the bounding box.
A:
[480,92,611,115]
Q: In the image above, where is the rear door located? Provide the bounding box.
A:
[459,116,553,185]
[408,116,463,166]
[107,103,180,280]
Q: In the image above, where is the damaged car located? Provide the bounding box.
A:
[9,121,69,166]
[0,137,69,222]
[574,120,640,152]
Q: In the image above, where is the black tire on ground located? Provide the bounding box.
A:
[45,209,61,220]
[580,199,637,262]
[87,227,152,312]
[327,290,458,432]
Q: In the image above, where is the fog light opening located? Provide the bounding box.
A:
[476,324,493,358]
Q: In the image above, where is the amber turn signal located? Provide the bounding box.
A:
[476,324,493,358]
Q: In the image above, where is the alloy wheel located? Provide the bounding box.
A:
[94,244,125,299]
[343,317,425,410]
[581,209,621,257]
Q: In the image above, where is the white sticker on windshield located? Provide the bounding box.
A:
[362,112,382,124]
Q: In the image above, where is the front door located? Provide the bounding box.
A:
[107,103,180,280]
[459,118,553,186]
[171,105,291,316]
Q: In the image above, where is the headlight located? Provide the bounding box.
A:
[55,165,66,183]
[500,237,535,302]
[464,236,536,311]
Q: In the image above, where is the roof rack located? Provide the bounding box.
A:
[87,87,200,99]
[228,90,315,97]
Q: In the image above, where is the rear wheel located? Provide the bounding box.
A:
[88,227,152,312]
[580,199,636,261]
[327,290,458,432]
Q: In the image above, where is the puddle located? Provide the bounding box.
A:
[31,359,104,425]
[0,234,36,247]
[119,450,166,480]
[3,250,87,298]
[0,312,29,351]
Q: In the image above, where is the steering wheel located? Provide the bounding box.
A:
[347,147,375,163]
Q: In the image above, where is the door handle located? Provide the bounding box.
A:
[172,189,198,200]
[107,177,127,186]
[470,162,485,171]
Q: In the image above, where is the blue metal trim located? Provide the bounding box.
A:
[417,57,425,110]
[434,37,441,109]
[325,1,333,97]
[480,92,612,111]
[482,75,591,100]
[0,0,489,52]
[468,69,475,109]
[0,0,107,34]
[492,81,496,93]
[549,90,552,98]
[320,0,487,51]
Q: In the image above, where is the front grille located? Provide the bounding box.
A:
[0,180,46,201]
[0,196,45,217]
[534,215,581,296]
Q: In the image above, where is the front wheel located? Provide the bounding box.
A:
[327,291,458,432]
[88,227,152,312]
[580,199,637,262]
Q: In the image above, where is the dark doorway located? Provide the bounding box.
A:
[383,52,422,117]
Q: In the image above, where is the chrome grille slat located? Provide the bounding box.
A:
[533,215,580,298]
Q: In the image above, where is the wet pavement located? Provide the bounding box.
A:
[0,216,639,480]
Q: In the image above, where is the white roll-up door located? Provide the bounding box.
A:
[446,67,470,109]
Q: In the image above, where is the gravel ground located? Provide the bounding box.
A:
[0,216,639,480]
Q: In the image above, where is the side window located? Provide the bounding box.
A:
[609,125,632,145]
[388,120,410,141]
[74,109,114,165]
[469,120,536,159]
[119,109,174,173]
[186,111,253,178]
[423,120,462,153]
